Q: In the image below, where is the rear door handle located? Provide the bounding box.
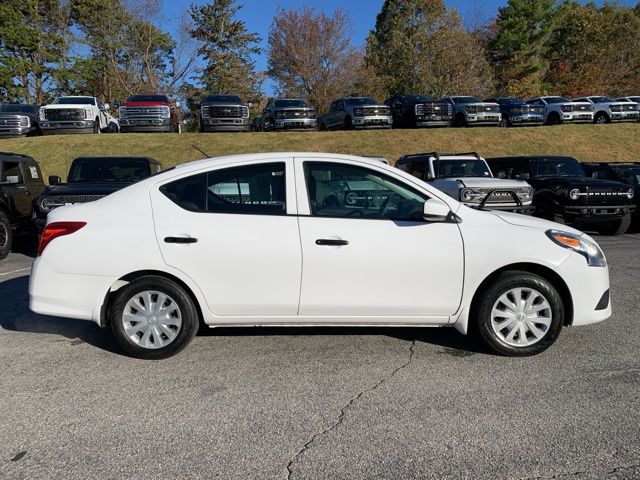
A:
[315,239,349,246]
[164,236,198,244]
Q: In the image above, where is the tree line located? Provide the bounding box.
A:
[1,0,639,113]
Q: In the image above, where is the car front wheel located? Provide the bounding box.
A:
[110,276,199,359]
[473,271,564,356]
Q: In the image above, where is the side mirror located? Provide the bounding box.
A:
[248,102,253,108]
[423,198,451,222]
[49,175,61,185]
[103,103,110,110]
[114,100,121,109]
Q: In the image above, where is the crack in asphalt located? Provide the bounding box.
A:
[524,463,640,479]
[285,339,416,480]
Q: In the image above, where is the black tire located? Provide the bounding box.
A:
[318,120,326,131]
[594,112,609,124]
[110,276,199,359]
[546,112,560,126]
[454,113,467,127]
[0,210,12,260]
[473,271,564,356]
[500,114,510,128]
[598,213,631,236]
[94,118,100,134]
[344,116,353,130]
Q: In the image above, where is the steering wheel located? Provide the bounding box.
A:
[378,196,392,217]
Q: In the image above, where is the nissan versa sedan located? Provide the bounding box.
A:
[29,153,611,359]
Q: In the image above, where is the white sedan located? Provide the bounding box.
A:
[29,153,611,359]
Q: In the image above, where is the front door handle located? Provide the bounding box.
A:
[316,239,349,246]
[164,236,198,244]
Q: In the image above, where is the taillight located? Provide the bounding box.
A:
[37,221,86,256]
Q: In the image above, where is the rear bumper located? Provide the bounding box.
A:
[41,120,95,134]
[29,257,114,325]
[556,253,611,326]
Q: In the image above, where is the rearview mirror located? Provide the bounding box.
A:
[49,175,61,185]
[423,198,451,222]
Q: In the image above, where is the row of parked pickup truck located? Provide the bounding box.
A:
[1,151,638,260]
[2,93,639,137]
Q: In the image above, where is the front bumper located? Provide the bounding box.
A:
[201,117,250,132]
[41,120,95,134]
[120,118,171,132]
[274,118,317,130]
[465,112,501,125]
[353,116,392,129]
[555,252,611,326]
[562,204,635,220]
[29,256,115,324]
[610,111,640,122]
[509,113,544,126]
[561,112,594,123]
[415,116,452,127]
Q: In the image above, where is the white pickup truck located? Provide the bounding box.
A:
[40,96,119,135]
[395,152,534,213]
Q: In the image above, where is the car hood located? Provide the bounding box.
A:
[443,177,528,188]
[41,183,134,196]
[44,104,92,109]
[533,176,630,190]
[202,101,243,106]
[489,210,583,235]
[123,101,169,107]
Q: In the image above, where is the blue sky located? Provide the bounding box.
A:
[161,0,637,93]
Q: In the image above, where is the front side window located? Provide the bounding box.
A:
[162,162,287,215]
[530,157,584,177]
[304,162,427,221]
[0,161,23,184]
[433,159,491,178]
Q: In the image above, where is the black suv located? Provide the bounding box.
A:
[0,152,46,259]
[34,156,162,231]
[254,98,317,131]
[199,94,250,132]
[486,156,635,235]
[582,162,640,229]
[485,97,544,127]
[384,95,452,128]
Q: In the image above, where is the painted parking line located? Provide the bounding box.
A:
[0,267,30,277]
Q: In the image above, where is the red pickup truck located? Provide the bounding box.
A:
[118,94,180,133]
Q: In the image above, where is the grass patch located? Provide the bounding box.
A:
[1,123,638,178]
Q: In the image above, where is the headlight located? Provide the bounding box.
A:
[39,197,66,212]
[546,230,606,267]
[85,108,93,120]
[460,188,482,202]
[465,105,478,113]
[569,188,580,200]
[119,107,127,119]
[625,188,634,199]
[39,108,46,120]
[518,187,533,200]
[19,116,30,127]
[161,106,170,119]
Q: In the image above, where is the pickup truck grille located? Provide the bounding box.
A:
[44,109,85,121]
[203,105,248,118]
[361,107,390,116]
[278,109,314,119]
[416,104,452,116]
[611,104,639,112]
[121,107,166,117]
[474,188,527,204]
[563,104,593,112]
[0,116,22,127]
[51,194,106,204]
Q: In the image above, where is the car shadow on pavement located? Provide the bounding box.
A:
[0,275,124,355]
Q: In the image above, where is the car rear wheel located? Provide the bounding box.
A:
[110,276,199,359]
[598,213,631,236]
[0,210,12,260]
[473,271,564,356]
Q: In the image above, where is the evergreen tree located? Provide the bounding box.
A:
[366,0,493,98]
[489,0,560,97]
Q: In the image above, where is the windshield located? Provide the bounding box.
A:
[453,97,481,104]
[203,95,241,103]
[530,157,585,177]
[434,159,491,178]
[127,95,168,103]
[0,104,36,113]
[274,99,308,108]
[544,97,570,104]
[616,168,640,186]
[408,95,432,102]
[590,96,614,103]
[499,98,523,105]
[68,158,151,183]
[53,97,95,105]
[345,98,377,106]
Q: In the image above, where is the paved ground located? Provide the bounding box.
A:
[1,235,639,480]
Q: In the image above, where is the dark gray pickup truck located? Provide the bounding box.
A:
[0,152,46,259]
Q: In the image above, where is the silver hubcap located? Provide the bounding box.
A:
[0,222,7,249]
[121,291,182,349]
[491,288,552,347]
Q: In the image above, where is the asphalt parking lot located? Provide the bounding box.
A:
[1,235,639,480]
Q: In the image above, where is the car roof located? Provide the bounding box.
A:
[72,156,161,165]
[0,152,35,162]
[487,155,576,161]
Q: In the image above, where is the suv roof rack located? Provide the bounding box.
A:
[0,152,32,159]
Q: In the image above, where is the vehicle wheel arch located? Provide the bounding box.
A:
[100,269,205,328]
[466,263,574,332]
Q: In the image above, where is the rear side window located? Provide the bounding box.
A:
[161,162,286,215]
